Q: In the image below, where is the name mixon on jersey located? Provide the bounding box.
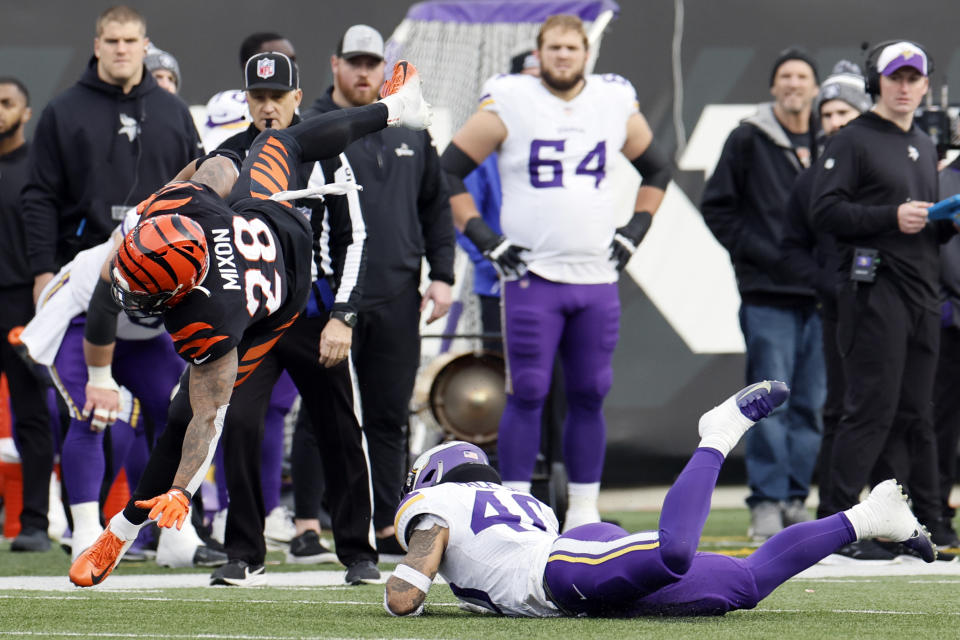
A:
[211,228,240,291]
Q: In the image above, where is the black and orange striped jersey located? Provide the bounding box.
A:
[139,181,312,377]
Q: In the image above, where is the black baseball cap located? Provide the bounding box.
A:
[244,52,299,91]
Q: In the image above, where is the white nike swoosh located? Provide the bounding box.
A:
[738,381,771,399]
[572,584,587,600]
[194,354,212,365]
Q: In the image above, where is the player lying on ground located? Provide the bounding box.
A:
[385,381,936,617]
[68,61,430,588]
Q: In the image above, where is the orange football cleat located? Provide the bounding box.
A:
[379,60,418,99]
[378,60,431,130]
[68,528,133,587]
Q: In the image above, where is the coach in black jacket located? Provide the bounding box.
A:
[701,49,823,542]
[812,41,954,543]
[20,7,202,303]
[302,25,455,552]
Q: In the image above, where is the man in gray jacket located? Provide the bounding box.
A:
[701,48,823,541]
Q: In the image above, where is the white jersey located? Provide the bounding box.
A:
[480,73,640,284]
[20,209,164,366]
[394,481,561,617]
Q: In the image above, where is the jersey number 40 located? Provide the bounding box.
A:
[471,490,550,534]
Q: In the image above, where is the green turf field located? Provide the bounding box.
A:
[1,509,957,640]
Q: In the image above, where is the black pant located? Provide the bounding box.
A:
[824,278,941,524]
[0,286,52,534]
[934,325,960,521]
[353,287,421,531]
[220,313,375,566]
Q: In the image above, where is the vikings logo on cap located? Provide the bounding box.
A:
[257,58,276,79]
[876,41,929,77]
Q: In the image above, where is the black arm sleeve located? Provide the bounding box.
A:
[84,277,122,346]
[630,139,673,190]
[439,142,479,197]
[287,103,388,163]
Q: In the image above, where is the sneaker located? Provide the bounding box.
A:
[748,501,784,542]
[11,528,51,552]
[698,381,790,457]
[379,60,432,129]
[264,505,296,547]
[210,560,266,587]
[286,530,338,565]
[851,479,937,563]
[929,519,960,549]
[831,539,899,562]
[782,498,812,526]
[345,559,380,585]
[69,529,135,587]
[193,545,228,568]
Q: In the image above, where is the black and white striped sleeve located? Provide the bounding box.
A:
[308,154,367,313]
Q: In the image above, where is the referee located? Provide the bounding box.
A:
[812,41,955,544]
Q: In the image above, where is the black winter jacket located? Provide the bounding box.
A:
[812,111,951,311]
[20,57,203,274]
[701,102,817,305]
[0,143,32,288]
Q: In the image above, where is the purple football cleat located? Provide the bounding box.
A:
[735,380,790,422]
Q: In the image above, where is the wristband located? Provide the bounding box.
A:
[392,563,433,593]
[87,365,119,392]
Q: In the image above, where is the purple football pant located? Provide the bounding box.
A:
[498,273,619,483]
[544,448,857,617]
[213,370,296,513]
[52,320,185,505]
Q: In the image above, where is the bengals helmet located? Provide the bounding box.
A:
[111,214,209,317]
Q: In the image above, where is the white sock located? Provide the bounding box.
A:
[502,481,531,493]
[379,93,402,125]
[698,396,754,457]
[70,502,102,537]
[843,502,878,539]
[107,511,144,541]
[565,483,601,518]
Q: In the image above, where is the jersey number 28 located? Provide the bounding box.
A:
[233,216,281,317]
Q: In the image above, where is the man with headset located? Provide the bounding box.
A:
[812,40,955,545]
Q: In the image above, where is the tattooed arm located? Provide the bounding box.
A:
[384,524,449,616]
[167,155,238,199]
[171,349,238,491]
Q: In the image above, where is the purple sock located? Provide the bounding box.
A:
[745,513,856,599]
[658,447,724,574]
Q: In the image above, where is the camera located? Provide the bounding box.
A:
[914,86,960,158]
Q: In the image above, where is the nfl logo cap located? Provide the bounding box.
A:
[877,41,929,76]
[337,24,384,60]
[244,51,299,91]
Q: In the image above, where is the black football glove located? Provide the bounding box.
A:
[464,217,529,278]
[610,211,653,272]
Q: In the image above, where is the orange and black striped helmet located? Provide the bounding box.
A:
[110,214,209,317]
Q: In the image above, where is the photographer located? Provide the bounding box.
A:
[812,41,955,545]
